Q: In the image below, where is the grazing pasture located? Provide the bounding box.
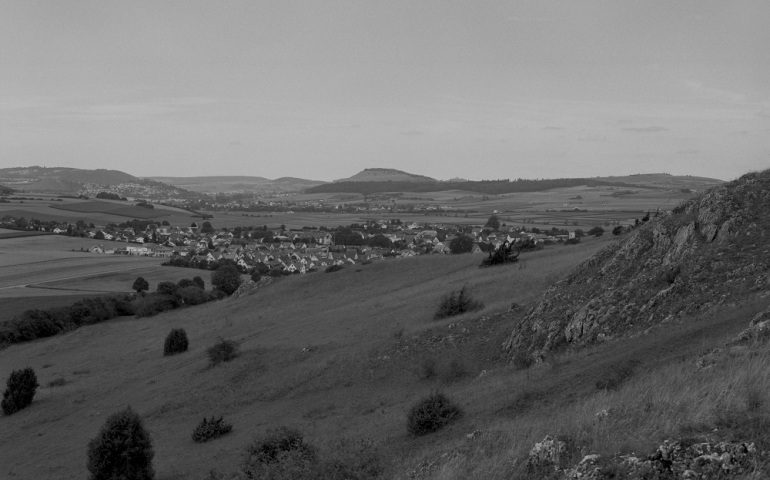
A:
[0,236,613,479]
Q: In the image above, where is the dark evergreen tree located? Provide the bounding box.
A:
[86,406,155,480]
[1,367,39,415]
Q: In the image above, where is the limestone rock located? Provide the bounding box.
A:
[527,435,568,470]
[506,169,770,363]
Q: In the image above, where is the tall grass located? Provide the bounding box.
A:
[402,341,770,479]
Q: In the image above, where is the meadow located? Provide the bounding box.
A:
[0,236,612,479]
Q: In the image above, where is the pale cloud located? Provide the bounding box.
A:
[683,80,747,104]
[622,126,669,133]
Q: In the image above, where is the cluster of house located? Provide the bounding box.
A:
[79,222,574,274]
[0,214,577,275]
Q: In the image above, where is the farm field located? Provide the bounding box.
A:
[0,196,200,226]
[0,235,615,479]
[0,235,169,322]
[205,185,696,232]
[34,266,214,295]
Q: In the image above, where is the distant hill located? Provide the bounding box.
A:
[150,175,325,194]
[308,171,724,195]
[505,168,770,361]
[333,168,436,183]
[0,166,191,198]
[0,167,139,192]
[595,173,723,191]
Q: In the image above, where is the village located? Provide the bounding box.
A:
[0,215,589,276]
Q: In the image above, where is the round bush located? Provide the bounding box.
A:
[211,265,243,296]
[1,367,39,416]
[164,328,189,356]
[206,338,240,366]
[325,264,344,273]
[406,391,463,436]
[86,406,155,480]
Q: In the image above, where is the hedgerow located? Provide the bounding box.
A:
[0,295,135,347]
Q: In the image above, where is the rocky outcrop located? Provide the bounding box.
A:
[550,439,762,479]
[505,169,770,361]
[230,277,273,299]
[729,308,770,346]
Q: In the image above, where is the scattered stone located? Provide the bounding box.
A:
[527,435,567,470]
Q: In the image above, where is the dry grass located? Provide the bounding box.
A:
[395,297,770,480]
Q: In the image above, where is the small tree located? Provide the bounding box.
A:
[132,277,149,294]
[449,235,474,254]
[164,328,189,356]
[2,367,39,415]
[192,276,205,290]
[250,271,262,283]
[211,265,243,296]
[87,406,154,480]
[612,225,624,236]
[434,285,483,319]
[484,214,500,231]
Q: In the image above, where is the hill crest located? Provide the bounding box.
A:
[505,168,770,362]
[333,168,436,183]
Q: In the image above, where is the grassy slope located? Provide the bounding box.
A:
[0,238,610,479]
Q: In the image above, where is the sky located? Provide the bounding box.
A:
[1,1,768,182]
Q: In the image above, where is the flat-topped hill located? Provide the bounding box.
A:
[333,168,436,183]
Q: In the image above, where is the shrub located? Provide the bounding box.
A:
[156,281,180,296]
[211,265,243,295]
[407,391,463,436]
[177,286,214,306]
[244,427,316,466]
[177,278,194,288]
[192,416,233,443]
[2,367,39,415]
[164,328,189,356]
[192,276,205,289]
[206,338,240,366]
[449,235,474,254]
[134,294,178,318]
[434,285,483,319]
[86,406,154,480]
[325,264,344,273]
[250,271,262,283]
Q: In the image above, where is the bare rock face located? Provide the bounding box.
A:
[505,170,770,362]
